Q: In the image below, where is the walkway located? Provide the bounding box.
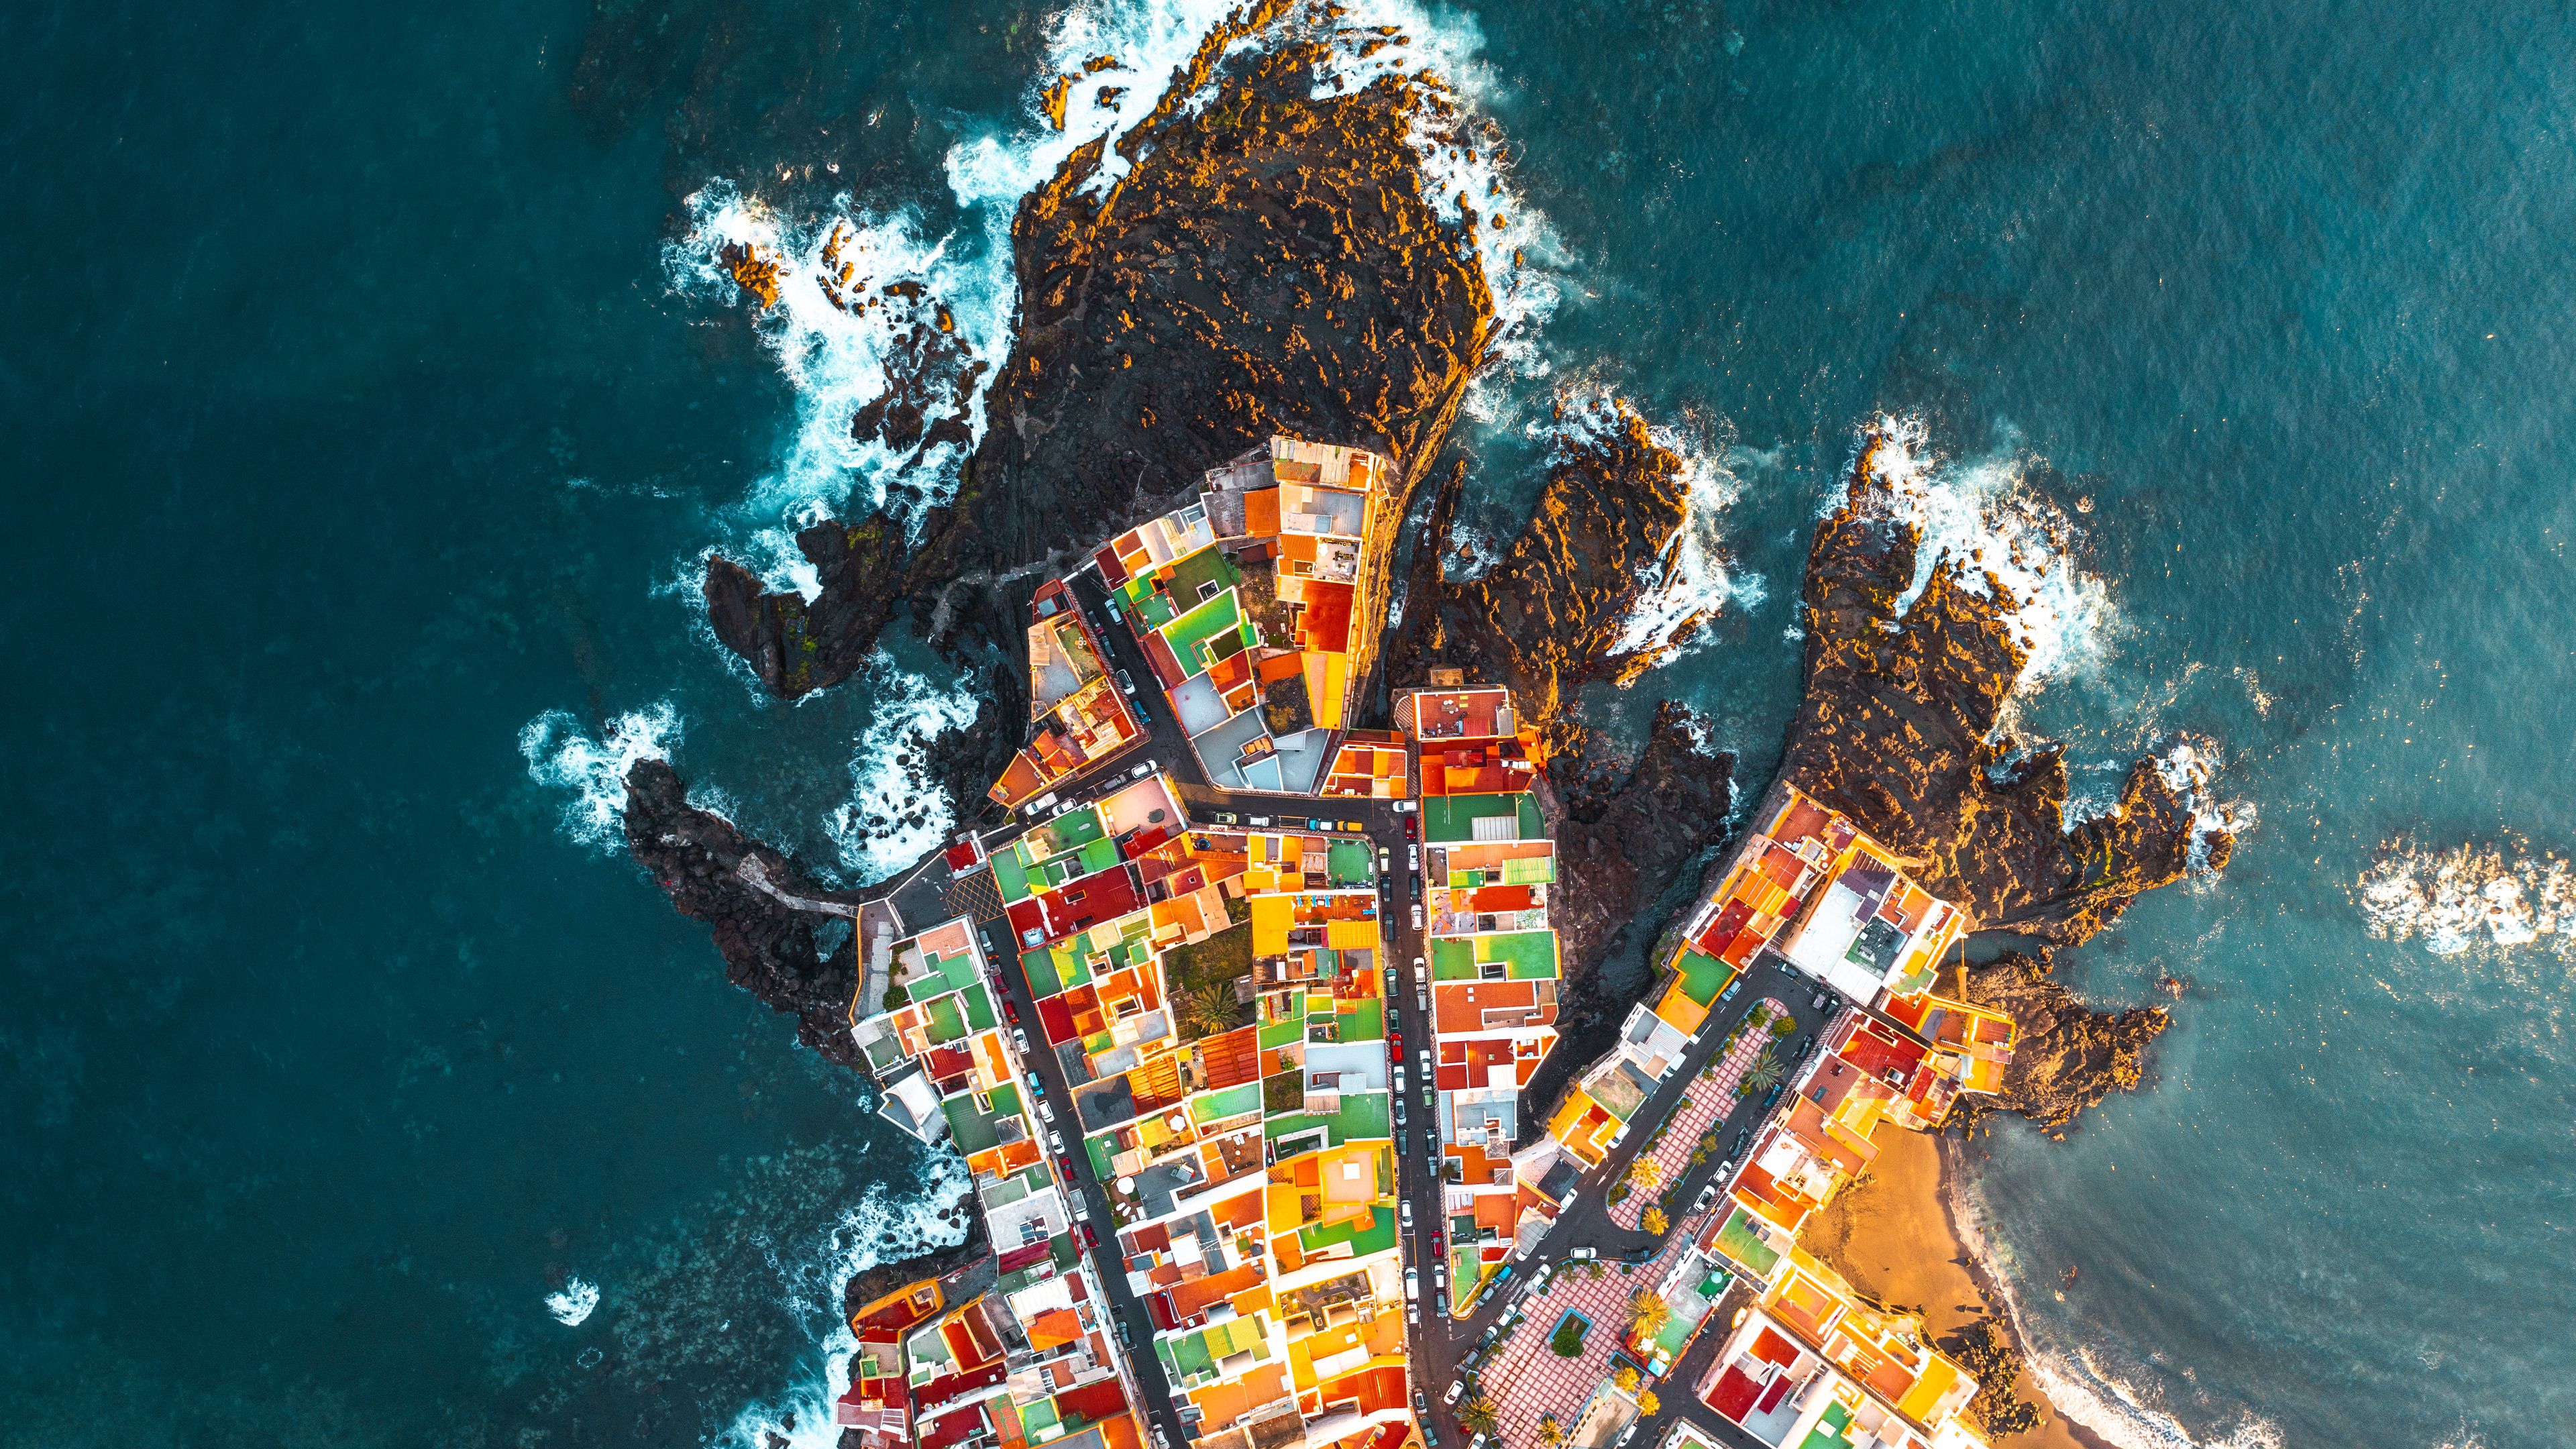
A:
[1607,1000,1786,1231]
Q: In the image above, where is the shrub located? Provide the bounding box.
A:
[1549,1316,1587,1358]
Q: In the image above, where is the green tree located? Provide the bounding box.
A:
[1458,1393,1500,1436]
[1741,1049,1784,1095]
[1642,1205,1670,1237]
[1635,1390,1661,1418]
[1181,981,1238,1038]
[1549,1316,1586,1357]
[1629,1157,1663,1189]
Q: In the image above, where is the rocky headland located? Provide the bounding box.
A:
[1776,425,2232,1128]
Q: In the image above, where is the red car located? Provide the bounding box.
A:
[1389,1028,1403,1056]
[1403,815,1419,843]
[1002,996,1022,1024]
[1058,1155,1080,1182]
[1081,1222,1099,1249]
[1430,1230,1445,1259]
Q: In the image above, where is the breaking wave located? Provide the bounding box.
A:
[716,1154,973,1449]
[544,1277,600,1327]
[825,658,985,885]
[519,702,679,853]
[667,0,1564,595]
[1949,1168,2285,1449]
[2153,736,2255,881]
[1859,415,2115,695]
[2356,837,2576,957]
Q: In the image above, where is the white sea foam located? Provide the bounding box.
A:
[716,1154,973,1449]
[518,703,680,853]
[1949,1162,2284,1449]
[672,0,1563,596]
[2152,736,2254,881]
[544,1277,600,1327]
[1858,415,2114,695]
[2357,838,2576,957]
[824,657,985,885]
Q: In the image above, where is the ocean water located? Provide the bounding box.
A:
[6,0,2574,1446]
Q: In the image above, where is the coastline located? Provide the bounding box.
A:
[1800,1127,2109,1449]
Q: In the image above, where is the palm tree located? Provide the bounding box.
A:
[1538,1415,1567,1449]
[1741,1049,1784,1095]
[1181,981,1237,1038]
[1629,1157,1662,1189]
[1635,1391,1661,1419]
[1458,1393,1500,1438]
[1628,1287,1670,1342]
[1641,1205,1669,1238]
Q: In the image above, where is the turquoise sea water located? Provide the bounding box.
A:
[5,1,2573,1446]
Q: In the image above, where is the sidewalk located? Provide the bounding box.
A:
[1607,1000,1786,1230]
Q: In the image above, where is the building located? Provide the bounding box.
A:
[991,578,1149,811]
[1093,438,1396,796]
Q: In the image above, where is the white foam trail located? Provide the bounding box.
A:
[672,0,1566,597]
[1949,1160,2284,1449]
[1858,415,2114,695]
[825,657,984,885]
[2151,737,2253,881]
[716,1155,973,1449]
[1517,394,1763,663]
[2357,838,2576,958]
[519,703,680,853]
[544,1277,600,1327]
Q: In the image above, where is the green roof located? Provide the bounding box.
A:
[1421,792,1546,844]
[1673,949,1731,1006]
[1712,1205,1782,1277]
[1162,589,1244,675]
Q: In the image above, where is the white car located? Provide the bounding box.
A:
[1405,1267,1421,1301]
[1407,844,1419,871]
[1407,1302,1421,1325]
[1569,1246,1598,1261]
[1049,1128,1066,1153]
[1401,1199,1415,1230]
[1037,1095,1056,1124]
[1394,1067,1408,1097]
[1443,1381,1466,1407]
[1412,956,1427,985]
[1417,1047,1431,1075]
[1416,988,1428,1013]
[1012,1026,1032,1054]
[1410,903,1424,930]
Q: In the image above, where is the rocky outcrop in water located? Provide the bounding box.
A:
[1951,951,2169,1132]
[622,759,864,1068]
[1782,428,2231,944]
[703,0,1494,710]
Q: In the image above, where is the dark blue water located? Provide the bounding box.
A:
[7,1,2573,1446]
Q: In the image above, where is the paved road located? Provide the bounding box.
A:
[989,575,1818,1449]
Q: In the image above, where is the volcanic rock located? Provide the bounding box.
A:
[1949,950,2171,1132]
[1782,426,2231,943]
[621,759,864,1067]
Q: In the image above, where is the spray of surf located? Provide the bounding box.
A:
[714,1154,973,1449]
[518,702,680,853]
[824,655,985,885]
[2153,736,2255,881]
[2357,837,2576,957]
[1858,415,2115,696]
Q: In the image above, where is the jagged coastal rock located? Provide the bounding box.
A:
[622,759,867,1068]
[1783,430,2229,941]
[1951,950,2172,1132]
[704,0,1493,716]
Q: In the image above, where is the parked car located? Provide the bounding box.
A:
[1403,814,1419,841]
[1731,1128,1751,1157]
[1693,1182,1720,1214]
[1407,844,1420,871]
[1389,1028,1403,1055]
[1569,1246,1598,1261]
[1002,996,1023,1025]
[1417,1046,1431,1075]
[1385,964,1399,994]
[1057,1152,1079,1180]
[1248,815,1273,827]
[1036,1095,1056,1124]
[1026,1069,1044,1093]
[1013,1026,1032,1054]
[1130,761,1154,780]
[1422,1079,1434,1108]
[1417,988,1428,1013]
[1718,977,1743,1004]
[1405,1267,1421,1301]
[1309,817,1332,830]
[1414,1390,1430,1416]
[1413,956,1427,985]
[1715,1158,1735,1181]
[1081,1222,1099,1249]
[1103,597,1124,625]
[1442,1381,1466,1407]
[1116,668,1137,696]
[1430,1230,1445,1259]
[1393,1097,1407,1128]
[1048,1129,1066,1154]
[1378,847,1391,871]
[1393,799,1417,814]
[1400,1199,1415,1230]
[1394,1067,1409,1097]
[1407,1301,1421,1326]
[1213,811,1239,824]
[1410,903,1424,930]
[1342,820,1364,833]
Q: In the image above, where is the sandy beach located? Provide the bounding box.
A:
[1798,1128,2104,1449]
